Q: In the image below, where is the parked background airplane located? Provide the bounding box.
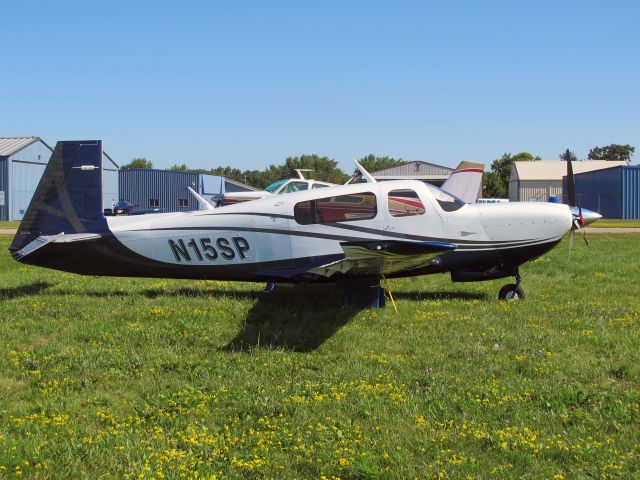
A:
[218,169,334,206]
[9,140,599,307]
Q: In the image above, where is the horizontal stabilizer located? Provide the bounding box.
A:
[11,233,102,260]
[310,240,457,277]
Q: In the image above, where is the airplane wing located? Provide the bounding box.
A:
[441,161,485,203]
[309,240,457,277]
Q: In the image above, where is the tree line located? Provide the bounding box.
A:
[120,154,407,189]
[121,143,634,198]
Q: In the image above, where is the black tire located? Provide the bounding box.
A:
[498,284,525,301]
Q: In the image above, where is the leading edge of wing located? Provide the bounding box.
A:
[309,240,458,277]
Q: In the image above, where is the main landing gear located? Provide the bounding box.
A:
[498,270,525,301]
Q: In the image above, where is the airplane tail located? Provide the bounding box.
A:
[441,161,485,203]
[9,140,107,256]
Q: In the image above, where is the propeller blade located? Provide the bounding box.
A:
[568,229,574,253]
[581,226,589,247]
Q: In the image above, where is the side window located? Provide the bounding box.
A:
[388,189,425,217]
[312,183,329,189]
[280,181,309,194]
[294,192,377,224]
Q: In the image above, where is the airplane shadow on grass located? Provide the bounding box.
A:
[47,282,356,352]
[14,280,484,352]
[222,284,357,353]
[0,281,53,300]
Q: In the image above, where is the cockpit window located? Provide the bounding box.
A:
[388,189,425,217]
[294,192,377,224]
[280,181,309,194]
[424,183,466,212]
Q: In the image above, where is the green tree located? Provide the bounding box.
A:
[279,154,349,185]
[195,166,246,184]
[486,152,540,198]
[587,144,634,162]
[355,154,404,175]
[121,158,153,170]
[559,149,577,162]
[169,163,189,172]
[482,171,504,198]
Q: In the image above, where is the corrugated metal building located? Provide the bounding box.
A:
[508,160,627,202]
[562,165,640,218]
[102,151,120,210]
[0,137,120,220]
[119,169,257,213]
[0,137,52,221]
[368,161,454,186]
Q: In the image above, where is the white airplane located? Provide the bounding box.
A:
[9,141,600,307]
[218,169,334,206]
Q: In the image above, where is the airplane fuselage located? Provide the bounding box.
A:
[15,180,573,284]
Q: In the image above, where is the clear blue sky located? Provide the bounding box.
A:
[2,1,638,171]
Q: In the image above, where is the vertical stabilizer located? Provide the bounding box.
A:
[441,161,485,203]
[9,140,106,253]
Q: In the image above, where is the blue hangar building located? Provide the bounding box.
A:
[563,164,640,219]
[118,169,258,213]
[0,137,119,221]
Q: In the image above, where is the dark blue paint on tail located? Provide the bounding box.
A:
[9,140,107,253]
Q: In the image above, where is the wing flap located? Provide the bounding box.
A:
[309,240,457,277]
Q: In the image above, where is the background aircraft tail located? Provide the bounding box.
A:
[9,140,107,254]
[441,161,485,203]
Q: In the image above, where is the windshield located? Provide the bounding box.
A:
[265,179,287,193]
[423,183,466,212]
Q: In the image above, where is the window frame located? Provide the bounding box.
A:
[387,188,426,217]
[294,191,377,225]
[280,181,309,194]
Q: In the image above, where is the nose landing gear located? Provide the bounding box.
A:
[498,270,525,301]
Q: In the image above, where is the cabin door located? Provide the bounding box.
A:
[379,183,444,238]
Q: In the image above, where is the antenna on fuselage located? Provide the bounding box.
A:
[295,169,314,180]
[354,160,376,183]
[187,186,215,210]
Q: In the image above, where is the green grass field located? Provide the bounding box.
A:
[589,219,640,228]
[0,234,638,479]
[0,222,20,229]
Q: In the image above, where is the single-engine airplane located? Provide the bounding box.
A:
[9,141,601,307]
